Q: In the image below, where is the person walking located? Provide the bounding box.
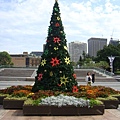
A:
[85,72,92,86]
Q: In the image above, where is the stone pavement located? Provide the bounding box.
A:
[0,105,120,120]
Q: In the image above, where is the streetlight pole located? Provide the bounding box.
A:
[108,55,115,75]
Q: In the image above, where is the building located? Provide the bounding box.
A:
[30,51,43,57]
[88,37,107,57]
[10,52,42,67]
[69,41,87,63]
[10,52,28,67]
[109,38,120,46]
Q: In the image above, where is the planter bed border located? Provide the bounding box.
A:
[23,104,105,116]
[100,100,119,109]
[0,96,7,105]
[3,99,25,109]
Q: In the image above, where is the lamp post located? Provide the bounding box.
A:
[108,55,115,75]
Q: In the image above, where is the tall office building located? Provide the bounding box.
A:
[88,37,107,57]
[109,38,119,46]
[69,41,87,63]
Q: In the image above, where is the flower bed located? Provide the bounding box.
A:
[0,85,120,114]
[23,94,104,116]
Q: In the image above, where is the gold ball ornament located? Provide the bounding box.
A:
[57,17,60,20]
[50,71,53,76]
[44,70,47,72]
[64,46,68,50]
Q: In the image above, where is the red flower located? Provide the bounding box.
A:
[55,22,60,27]
[53,37,61,43]
[73,74,76,79]
[72,86,78,93]
[38,73,43,81]
[50,57,60,67]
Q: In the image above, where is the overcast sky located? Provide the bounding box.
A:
[0,0,120,54]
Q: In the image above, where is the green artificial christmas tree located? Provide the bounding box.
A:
[32,0,78,92]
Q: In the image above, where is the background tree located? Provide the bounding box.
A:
[77,56,83,66]
[32,0,77,92]
[94,44,120,72]
[95,61,109,70]
[0,51,13,66]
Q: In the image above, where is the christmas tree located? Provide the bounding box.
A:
[32,0,78,92]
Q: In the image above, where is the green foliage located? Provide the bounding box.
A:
[24,98,34,105]
[89,99,103,107]
[0,93,9,97]
[32,1,77,92]
[95,44,120,72]
[0,51,13,65]
[4,96,27,100]
[95,61,109,69]
[97,96,118,101]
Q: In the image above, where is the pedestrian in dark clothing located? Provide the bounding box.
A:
[92,72,95,83]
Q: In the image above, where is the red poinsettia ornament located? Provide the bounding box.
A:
[55,22,60,27]
[53,37,61,43]
[73,73,77,79]
[38,73,43,81]
[50,57,60,67]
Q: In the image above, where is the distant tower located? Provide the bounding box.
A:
[88,37,107,57]
[69,41,87,63]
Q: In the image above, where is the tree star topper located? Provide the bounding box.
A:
[50,57,60,67]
